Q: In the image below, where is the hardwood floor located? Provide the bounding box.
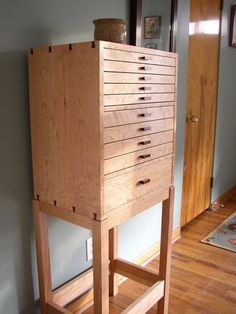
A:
[83,195,236,313]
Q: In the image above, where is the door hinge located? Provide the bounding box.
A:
[210,177,214,188]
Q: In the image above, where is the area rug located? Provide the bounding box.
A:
[201,211,236,252]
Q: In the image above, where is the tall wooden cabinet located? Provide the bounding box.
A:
[28,41,177,314]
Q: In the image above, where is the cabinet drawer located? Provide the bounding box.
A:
[104,142,173,174]
[104,83,175,95]
[104,130,174,159]
[103,48,176,66]
[104,93,175,106]
[104,60,175,75]
[104,157,172,212]
[104,118,174,143]
[104,72,175,84]
[104,106,174,127]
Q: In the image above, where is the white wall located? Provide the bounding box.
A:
[211,0,236,201]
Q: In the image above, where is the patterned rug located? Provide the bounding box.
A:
[201,211,236,252]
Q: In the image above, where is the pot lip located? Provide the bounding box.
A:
[93,18,128,25]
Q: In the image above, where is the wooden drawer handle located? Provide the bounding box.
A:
[138,178,151,185]
[139,96,152,101]
[138,113,152,117]
[139,154,151,159]
[139,76,151,81]
[138,140,151,145]
[139,86,152,91]
[139,56,152,61]
[139,66,152,71]
[139,127,151,132]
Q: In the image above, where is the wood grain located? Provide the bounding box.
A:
[46,301,71,314]
[107,188,169,229]
[104,102,175,112]
[104,60,175,75]
[104,119,174,143]
[104,157,172,212]
[104,107,174,127]
[28,42,103,219]
[211,184,236,209]
[109,227,119,296]
[93,219,109,314]
[82,195,236,314]
[33,200,52,314]
[104,72,175,84]
[104,84,175,95]
[158,186,174,314]
[103,48,176,66]
[122,281,164,314]
[111,258,159,287]
[52,268,93,307]
[181,0,221,226]
[104,142,173,174]
[104,130,174,159]
[40,201,93,230]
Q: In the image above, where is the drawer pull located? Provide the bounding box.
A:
[139,127,151,132]
[139,56,152,61]
[138,178,151,185]
[139,66,152,71]
[139,154,151,159]
[139,86,152,91]
[139,96,152,101]
[138,113,152,117]
[138,140,151,145]
[139,76,151,81]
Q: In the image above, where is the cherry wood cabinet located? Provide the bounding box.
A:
[28,41,177,314]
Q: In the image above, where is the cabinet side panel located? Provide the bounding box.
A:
[28,43,101,218]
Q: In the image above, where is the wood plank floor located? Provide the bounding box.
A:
[83,195,236,314]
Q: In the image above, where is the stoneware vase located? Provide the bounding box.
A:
[93,18,128,44]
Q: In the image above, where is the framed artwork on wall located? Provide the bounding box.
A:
[144,16,161,39]
[229,5,236,47]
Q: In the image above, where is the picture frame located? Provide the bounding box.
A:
[145,43,157,49]
[144,16,161,39]
[229,5,236,47]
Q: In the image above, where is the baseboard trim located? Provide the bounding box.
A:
[66,226,181,313]
[118,226,180,284]
[211,184,236,209]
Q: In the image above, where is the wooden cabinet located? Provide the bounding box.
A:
[29,41,177,314]
[29,41,177,220]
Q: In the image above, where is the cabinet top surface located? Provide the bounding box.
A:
[29,40,178,59]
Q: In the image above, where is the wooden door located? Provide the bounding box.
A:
[181,0,221,226]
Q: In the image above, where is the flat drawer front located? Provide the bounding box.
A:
[104,118,174,144]
[104,106,174,127]
[104,60,175,75]
[104,157,172,212]
[103,48,176,67]
[104,142,173,174]
[104,93,175,106]
[104,83,175,95]
[104,72,175,84]
[104,130,174,159]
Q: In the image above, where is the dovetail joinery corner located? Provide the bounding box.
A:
[29,41,178,313]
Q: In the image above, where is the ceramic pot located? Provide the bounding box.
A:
[93,18,128,44]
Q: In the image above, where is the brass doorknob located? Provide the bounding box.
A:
[186,114,199,123]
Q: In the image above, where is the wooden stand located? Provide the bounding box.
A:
[33,187,174,314]
[28,41,177,313]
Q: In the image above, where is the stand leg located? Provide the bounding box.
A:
[109,226,119,296]
[157,186,174,314]
[33,200,52,314]
[93,219,109,314]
